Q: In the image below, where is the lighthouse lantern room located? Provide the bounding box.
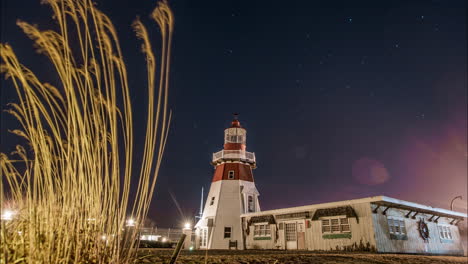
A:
[195,116,260,249]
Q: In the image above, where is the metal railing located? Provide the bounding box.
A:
[212,150,256,163]
[139,227,183,242]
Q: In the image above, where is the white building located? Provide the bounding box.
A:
[242,196,466,255]
[194,117,466,255]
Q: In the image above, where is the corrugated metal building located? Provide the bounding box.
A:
[241,196,466,255]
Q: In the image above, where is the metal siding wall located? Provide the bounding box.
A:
[305,202,376,251]
[243,202,377,251]
[244,224,278,249]
[371,204,464,255]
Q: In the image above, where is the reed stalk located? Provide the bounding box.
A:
[0,0,173,263]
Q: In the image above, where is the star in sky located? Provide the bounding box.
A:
[360,56,367,64]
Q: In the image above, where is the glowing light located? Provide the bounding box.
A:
[1,210,15,221]
[162,237,167,242]
[184,222,191,230]
[189,246,194,251]
[140,235,160,241]
[126,218,136,227]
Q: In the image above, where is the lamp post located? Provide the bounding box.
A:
[450,195,462,211]
[182,222,192,250]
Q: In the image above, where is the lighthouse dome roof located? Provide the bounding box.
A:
[230,119,242,128]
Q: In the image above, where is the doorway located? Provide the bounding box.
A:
[284,221,306,250]
[285,223,297,249]
[297,222,305,250]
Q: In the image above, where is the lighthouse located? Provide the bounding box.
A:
[195,116,260,249]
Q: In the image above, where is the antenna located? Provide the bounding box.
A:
[196,187,204,220]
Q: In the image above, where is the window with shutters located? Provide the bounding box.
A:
[321,217,350,234]
[438,225,453,241]
[253,223,271,237]
[387,218,406,235]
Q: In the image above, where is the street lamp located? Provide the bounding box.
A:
[450,196,462,211]
[183,222,191,230]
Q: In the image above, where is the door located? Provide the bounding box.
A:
[285,223,297,250]
[297,222,305,250]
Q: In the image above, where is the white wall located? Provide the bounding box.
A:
[196,180,260,249]
[243,202,377,251]
[372,204,464,255]
[305,202,376,251]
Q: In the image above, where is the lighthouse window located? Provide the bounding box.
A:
[225,134,244,143]
[228,170,235,179]
[210,197,215,206]
[248,195,255,212]
[224,227,232,238]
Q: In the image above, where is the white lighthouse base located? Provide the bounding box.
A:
[195,179,260,249]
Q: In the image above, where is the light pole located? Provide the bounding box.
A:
[450,195,462,211]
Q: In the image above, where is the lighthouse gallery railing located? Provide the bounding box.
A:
[212,150,256,163]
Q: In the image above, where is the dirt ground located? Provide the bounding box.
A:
[136,249,468,264]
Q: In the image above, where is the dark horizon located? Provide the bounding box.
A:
[1,0,466,228]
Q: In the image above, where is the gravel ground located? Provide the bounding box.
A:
[136,249,468,264]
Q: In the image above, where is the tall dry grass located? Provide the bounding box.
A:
[0,0,173,263]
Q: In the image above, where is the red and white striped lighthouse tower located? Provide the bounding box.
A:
[195,116,260,249]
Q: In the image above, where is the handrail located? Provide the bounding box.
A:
[212,150,256,163]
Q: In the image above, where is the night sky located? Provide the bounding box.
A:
[1,0,466,228]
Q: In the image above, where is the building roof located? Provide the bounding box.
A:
[241,196,467,219]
